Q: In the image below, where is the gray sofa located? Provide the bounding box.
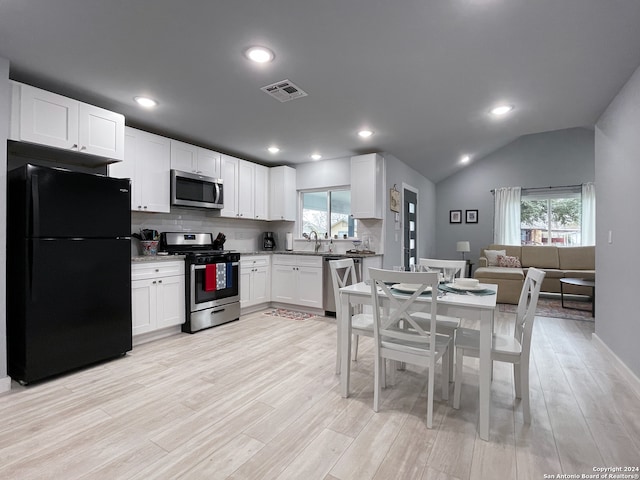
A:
[474,244,595,304]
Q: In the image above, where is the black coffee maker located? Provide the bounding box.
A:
[263,232,276,250]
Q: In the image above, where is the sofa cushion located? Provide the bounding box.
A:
[563,270,595,280]
[521,245,559,268]
[526,268,564,279]
[498,254,521,268]
[558,246,595,270]
[474,266,524,280]
[484,244,523,258]
[484,249,506,266]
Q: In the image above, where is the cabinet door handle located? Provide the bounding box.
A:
[158,280,162,283]
[80,145,86,151]
[71,144,78,149]
[152,280,156,284]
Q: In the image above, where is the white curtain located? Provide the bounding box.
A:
[494,186,521,245]
[581,182,596,246]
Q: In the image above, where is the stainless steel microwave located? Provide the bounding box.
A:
[171,170,224,209]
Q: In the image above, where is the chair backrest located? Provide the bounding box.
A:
[514,267,546,357]
[368,268,440,355]
[329,258,358,319]
[418,258,467,279]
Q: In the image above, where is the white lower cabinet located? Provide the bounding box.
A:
[271,255,323,309]
[131,261,185,337]
[240,255,271,309]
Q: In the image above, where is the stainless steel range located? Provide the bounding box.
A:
[159,232,240,333]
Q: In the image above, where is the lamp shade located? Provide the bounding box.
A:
[456,241,471,253]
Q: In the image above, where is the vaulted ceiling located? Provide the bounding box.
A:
[2,0,640,181]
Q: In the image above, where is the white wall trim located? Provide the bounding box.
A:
[0,376,11,394]
[592,333,640,398]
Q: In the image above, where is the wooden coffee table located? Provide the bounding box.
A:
[559,278,595,316]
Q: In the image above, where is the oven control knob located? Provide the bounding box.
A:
[197,257,205,264]
[206,257,213,263]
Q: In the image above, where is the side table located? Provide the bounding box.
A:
[559,278,595,316]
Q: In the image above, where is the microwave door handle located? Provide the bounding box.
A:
[214,183,221,204]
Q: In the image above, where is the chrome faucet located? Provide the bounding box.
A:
[309,231,321,253]
[302,231,321,252]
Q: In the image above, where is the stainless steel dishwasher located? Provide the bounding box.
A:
[323,256,362,316]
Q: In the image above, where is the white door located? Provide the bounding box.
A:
[220,155,239,218]
[156,275,185,328]
[253,266,270,305]
[240,267,252,308]
[138,131,171,213]
[271,265,296,304]
[170,140,198,172]
[20,85,79,150]
[297,267,323,308]
[254,164,269,220]
[132,279,156,336]
[197,148,221,178]
[238,160,255,219]
[78,103,125,160]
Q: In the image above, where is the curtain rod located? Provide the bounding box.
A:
[490,183,584,194]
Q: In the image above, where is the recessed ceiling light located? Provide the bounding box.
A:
[245,46,275,63]
[134,96,157,108]
[268,146,280,154]
[358,130,374,138]
[460,155,471,164]
[310,154,322,161]
[490,104,514,116]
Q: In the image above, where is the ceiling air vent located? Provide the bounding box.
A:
[260,79,308,103]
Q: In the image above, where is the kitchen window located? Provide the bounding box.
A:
[520,187,582,245]
[300,189,357,238]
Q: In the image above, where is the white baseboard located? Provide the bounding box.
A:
[592,333,640,398]
[0,375,11,394]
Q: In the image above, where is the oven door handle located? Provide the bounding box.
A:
[193,262,239,270]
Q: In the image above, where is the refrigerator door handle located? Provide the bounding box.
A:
[29,241,37,302]
[31,173,40,238]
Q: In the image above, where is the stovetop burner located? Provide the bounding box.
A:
[158,232,239,263]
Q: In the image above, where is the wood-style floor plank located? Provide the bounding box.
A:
[0,309,636,479]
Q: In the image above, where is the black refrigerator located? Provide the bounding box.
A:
[7,164,132,384]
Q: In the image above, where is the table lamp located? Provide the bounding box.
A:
[456,241,470,261]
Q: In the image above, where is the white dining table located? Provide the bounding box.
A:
[338,281,498,441]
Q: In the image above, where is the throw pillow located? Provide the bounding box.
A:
[484,249,506,266]
[498,254,521,268]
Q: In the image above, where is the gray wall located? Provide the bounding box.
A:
[435,127,595,265]
[594,65,640,378]
[383,154,437,269]
[1,56,10,390]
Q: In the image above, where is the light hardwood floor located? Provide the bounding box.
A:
[1,310,638,479]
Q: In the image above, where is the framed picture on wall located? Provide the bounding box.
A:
[449,210,462,224]
[466,209,478,223]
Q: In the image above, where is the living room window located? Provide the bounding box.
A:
[520,187,582,245]
[300,189,357,238]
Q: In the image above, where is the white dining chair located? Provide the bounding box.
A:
[369,268,451,428]
[453,267,546,424]
[329,258,373,374]
[413,258,468,381]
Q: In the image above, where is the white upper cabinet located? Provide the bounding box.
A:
[351,153,384,219]
[220,154,240,218]
[238,159,255,219]
[12,82,125,161]
[221,156,269,220]
[109,127,170,213]
[269,166,297,221]
[254,164,269,220]
[170,140,220,178]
